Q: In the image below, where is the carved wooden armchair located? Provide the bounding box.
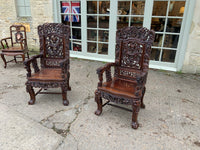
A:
[95,26,155,129]
[0,25,29,68]
[24,23,71,106]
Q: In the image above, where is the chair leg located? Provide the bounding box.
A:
[26,85,36,105]
[67,71,71,91]
[61,86,69,106]
[27,52,30,59]
[1,54,7,68]
[141,87,146,108]
[21,54,25,62]
[94,90,102,116]
[14,56,17,63]
[131,100,141,129]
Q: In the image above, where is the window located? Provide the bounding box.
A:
[16,0,31,17]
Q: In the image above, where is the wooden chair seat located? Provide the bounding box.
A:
[28,68,65,81]
[98,78,137,99]
[2,46,25,52]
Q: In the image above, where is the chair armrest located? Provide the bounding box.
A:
[1,37,11,49]
[60,59,70,78]
[24,54,43,77]
[96,62,116,87]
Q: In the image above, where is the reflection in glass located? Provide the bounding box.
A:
[99,16,109,28]
[87,1,97,14]
[99,30,109,42]
[164,34,179,48]
[118,1,130,16]
[152,1,168,16]
[73,41,82,52]
[72,28,81,40]
[153,34,163,47]
[98,43,108,54]
[87,42,97,53]
[166,18,182,33]
[161,49,176,62]
[131,1,145,15]
[151,18,165,32]
[87,30,97,41]
[99,1,110,14]
[151,48,160,61]
[168,1,185,17]
[117,17,129,29]
[87,16,97,28]
[131,17,143,27]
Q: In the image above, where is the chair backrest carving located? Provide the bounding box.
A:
[115,26,155,80]
[38,23,70,68]
[10,25,27,46]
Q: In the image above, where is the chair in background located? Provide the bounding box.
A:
[94,26,155,129]
[24,23,71,106]
[0,25,29,68]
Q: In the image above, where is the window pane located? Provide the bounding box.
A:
[117,17,129,29]
[131,17,143,27]
[151,18,165,32]
[72,15,81,27]
[87,1,97,14]
[73,41,82,52]
[99,30,109,42]
[87,16,97,28]
[131,1,145,15]
[87,30,97,41]
[98,43,108,54]
[168,1,185,17]
[161,49,176,62]
[164,34,179,48]
[99,16,109,28]
[99,1,110,14]
[72,28,81,40]
[151,48,160,61]
[153,34,163,47]
[166,18,182,33]
[16,0,25,6]
[118,1,130,16]
[87,42,97,53]
[18,7,26,16]
[152,1,168,16]
[25,0,30,6]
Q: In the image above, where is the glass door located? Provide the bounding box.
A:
[150,0,186,65]
[87,0,110,55]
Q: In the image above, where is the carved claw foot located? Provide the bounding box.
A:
[28,99,35,105]
[141,103,145,109]
[95,109,102,116]
[63,99,69,106]
[131,121,139,129]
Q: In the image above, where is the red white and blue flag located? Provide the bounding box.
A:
[62,2,80,22]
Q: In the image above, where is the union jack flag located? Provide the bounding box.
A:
[62,2,80,22]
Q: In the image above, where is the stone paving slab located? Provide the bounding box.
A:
[0,104,63,150]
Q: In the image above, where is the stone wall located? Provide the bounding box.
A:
[182,0,200,74]
[0,0,53,50]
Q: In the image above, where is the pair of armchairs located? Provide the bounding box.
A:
[1,23,154,129]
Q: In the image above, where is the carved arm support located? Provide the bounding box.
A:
[60,59,69,78]
[96,62,116,87]
[1,37,11,49]
[135,71,148,97]
[24,54,43,77]
[20,39,28,50]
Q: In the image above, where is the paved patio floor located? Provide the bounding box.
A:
[0,58,200,150]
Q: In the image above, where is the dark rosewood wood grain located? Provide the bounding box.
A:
[24,23,71,106]
[95,26,155,129]
[0,25,29,68]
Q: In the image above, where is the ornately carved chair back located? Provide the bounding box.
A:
[10,25,27,47]
[115,26,155,80]
[38,23,70,68]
